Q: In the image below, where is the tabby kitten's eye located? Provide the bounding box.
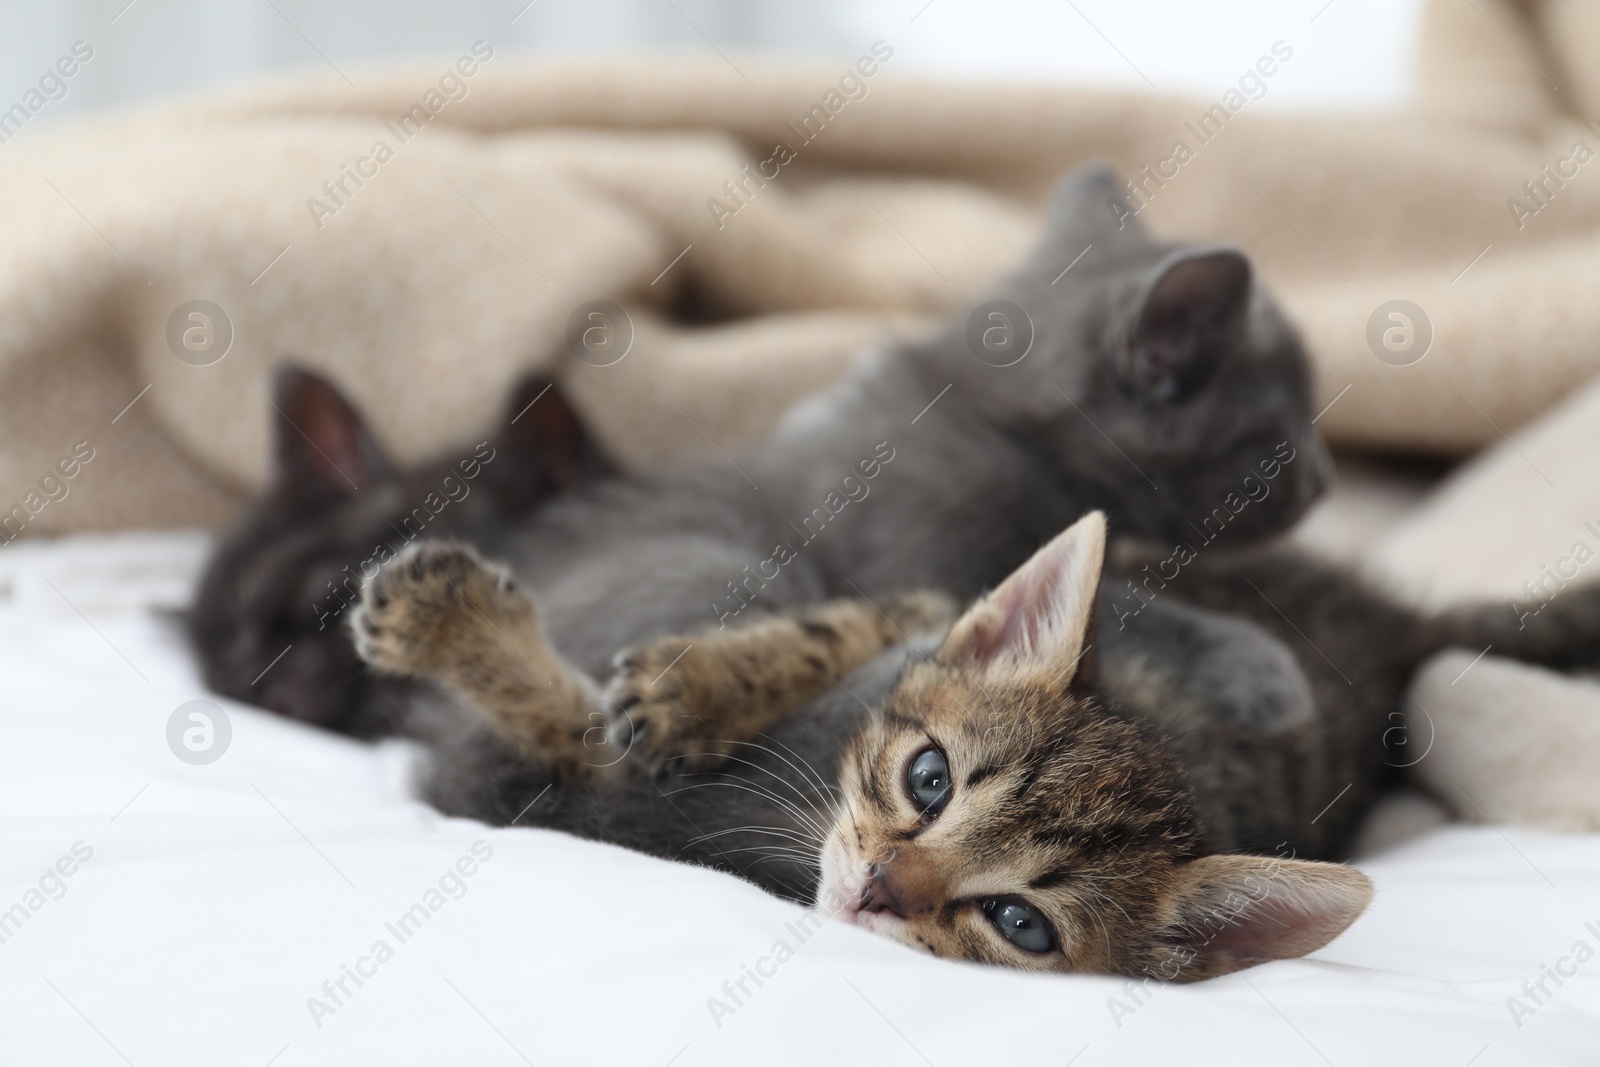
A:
[981,899,1056,954]
[905,747,952,819]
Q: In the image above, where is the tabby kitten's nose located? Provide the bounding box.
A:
[860,863,906,917]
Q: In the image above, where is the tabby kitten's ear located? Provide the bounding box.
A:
[936,511,1105,686]
[1122,248,1252,402]
[1151,854,1373,980]
[271,363,392,506]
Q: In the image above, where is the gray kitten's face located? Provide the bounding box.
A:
[941,165,1330,548]
[189,367,606,735]
[192,483,409,735]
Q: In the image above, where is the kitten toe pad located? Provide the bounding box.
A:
[605,642,730,775]
[351,540,527,676]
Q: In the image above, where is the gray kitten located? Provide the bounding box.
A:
[194,163,1328,734]
[489,163,1329,672]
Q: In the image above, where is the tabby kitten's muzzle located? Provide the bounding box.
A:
[859,862,905,918]
[860,854,943,919]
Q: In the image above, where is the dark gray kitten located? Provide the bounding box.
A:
[190,367,609,736]
[194,163,1327,730]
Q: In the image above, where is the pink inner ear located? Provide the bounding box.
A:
[300,395,364,482]
[941,512,1105,674]
[275,368,384,496]
[962,555,1060,668]
[1190,876,1363,963]
[1006,554,1070,653]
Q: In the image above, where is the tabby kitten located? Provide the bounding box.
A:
[352,514,1374,979]
[355,499,1600,978]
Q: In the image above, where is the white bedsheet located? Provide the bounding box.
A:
[2,533,1596,1066]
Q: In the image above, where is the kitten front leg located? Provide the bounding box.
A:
[351,541,613,780]
[608,591,958,775]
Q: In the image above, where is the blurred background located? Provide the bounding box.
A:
[1,0,1421,121]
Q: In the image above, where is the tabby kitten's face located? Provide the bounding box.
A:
[817,514,1372,980]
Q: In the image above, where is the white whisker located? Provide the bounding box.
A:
[705,750,835,819]
[739,737,839,804]
[688,823,823,849]
[664,778,832,843]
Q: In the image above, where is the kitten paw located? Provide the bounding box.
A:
[605,640,729,776]
[350,540,528,676]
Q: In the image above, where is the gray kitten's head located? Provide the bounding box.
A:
[189,366,608,735]
[932,163,1330,547]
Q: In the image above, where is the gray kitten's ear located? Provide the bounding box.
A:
[936,511,1105,685]
[1037,162,1148,252]
[1150,855,1373,980]
[271,363,392,505]
[1123,248,1252,402]
[483,374,613,511]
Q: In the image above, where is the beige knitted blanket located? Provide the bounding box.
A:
[2,0,1598,536]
